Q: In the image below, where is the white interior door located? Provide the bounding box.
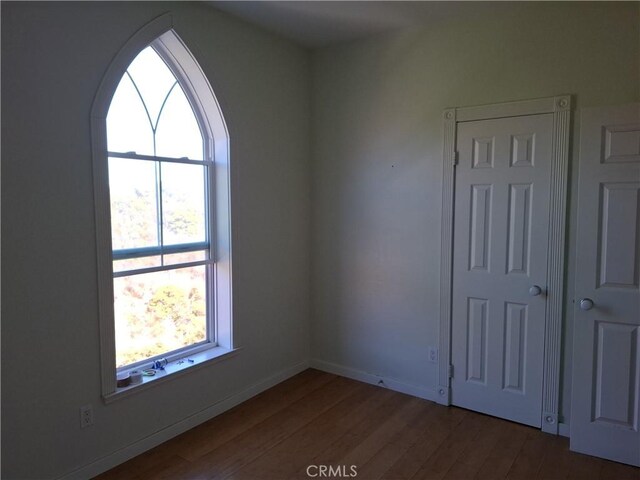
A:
[451,114,553,427]
[570,103,640,466]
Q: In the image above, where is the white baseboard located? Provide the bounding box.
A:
[59,361,310,480]
[310,359,438,402]
[310,360,571,438]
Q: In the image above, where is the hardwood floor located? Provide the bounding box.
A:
[96,369,639,480]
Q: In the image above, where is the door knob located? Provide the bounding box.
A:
[579,298,594,311]
[529,285,543,296]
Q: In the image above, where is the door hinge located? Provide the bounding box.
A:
[448,364,454,378]
[453,151,459,166]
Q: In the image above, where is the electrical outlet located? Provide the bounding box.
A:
[428,346,438,363]
[80,404,94,428]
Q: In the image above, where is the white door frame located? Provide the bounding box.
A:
[437,95,572,434]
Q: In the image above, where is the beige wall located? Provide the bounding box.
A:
[310,1,640,424]
[1,2,310,478]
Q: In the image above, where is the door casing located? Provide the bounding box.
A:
[438,95,572,434]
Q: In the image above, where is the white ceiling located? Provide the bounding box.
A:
[209,1,512,48]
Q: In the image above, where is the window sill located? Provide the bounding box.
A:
[103,346,240,404]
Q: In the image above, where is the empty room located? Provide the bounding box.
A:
[2,1,639,479]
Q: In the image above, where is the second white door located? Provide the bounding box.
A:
[570,103,640,466]
[451,113,553,427]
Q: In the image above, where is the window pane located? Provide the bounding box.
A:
[107,75,154,155]
[114,265,208,368]
[113,256,161,273]
[163,250,207,266]
[126,47,177,127]
[161,163,207,245]
[109,158,159,250]
[155,84,203,160]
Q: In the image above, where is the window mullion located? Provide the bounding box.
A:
[156,161,164,265]
[154,81,178,132]
[113,258,213,278]
[108,152,209,166]
[112,241,209,260]
[126,71,155,137]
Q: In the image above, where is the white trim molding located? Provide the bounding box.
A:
[541,95,571,434]
[310,359,439,402]
[437,107,457,406]
[438,95,572,434]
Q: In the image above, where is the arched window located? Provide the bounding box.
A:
[92,17,232,400]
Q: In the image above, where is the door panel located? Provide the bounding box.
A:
[503,302,527,393]
[466,297,488,384]
[594,322,638,428]
[598,182,640,288]
[571,103,640,466]
[507,183,532,274]
[451,114,553,427]
[469,185,492,271]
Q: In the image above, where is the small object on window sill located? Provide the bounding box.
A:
[151,358,168,370]
[142,369,156,377]
[116,372,131,388]
[129,370,143,384]
[188,358,195,363]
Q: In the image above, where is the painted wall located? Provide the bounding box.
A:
[1,2,310,478]
[310,2,640,423]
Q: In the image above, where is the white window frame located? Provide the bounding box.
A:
[91,14,234,402]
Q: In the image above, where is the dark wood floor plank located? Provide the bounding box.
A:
[377,402,468,479]
[599,459,640,480]
[132,454,193,480]
[172,369,336,462]
[95,370,640,480]
[474,420,530,480]
[536,434,572,480]
[567,451,603,480]
[334,395,435,473]
[196,375,362,479]
[506,429,552,479]
[302,388,413,473]
[409,409,490,480]
[442,414,505,480]
[233,384,400,479]
[234,386,424,479]
[354,442,411,480]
